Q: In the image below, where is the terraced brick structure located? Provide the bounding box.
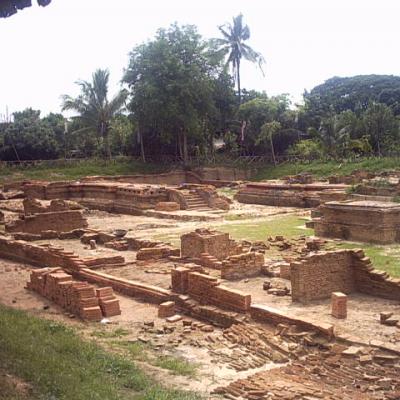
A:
[314,200,400,243]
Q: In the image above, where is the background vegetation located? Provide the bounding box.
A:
[3,17,400,166]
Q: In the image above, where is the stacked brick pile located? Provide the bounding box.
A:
[27,268,120,320]
[221,252,264,279]
[96,287,121,317]
[172,269,251,313]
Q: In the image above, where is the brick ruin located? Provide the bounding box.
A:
[21,180,230,214]
[235,182,348,208]
[180,229,265,279]
[23,198,84,214]
[290,249,400,302]
[6,210,88,235]
[314,200,400,243]
[181,229,236,260]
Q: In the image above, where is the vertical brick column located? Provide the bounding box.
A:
[331,292,347,319]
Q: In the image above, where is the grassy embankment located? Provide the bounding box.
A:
[0,305,200,400]
[0,159,163,184]
[254,157,400,180]
[2,156,400,183]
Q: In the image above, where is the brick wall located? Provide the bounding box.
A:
[172,269,251,312]
[6,210,88,234]
[291,249,400,302]
[221,252,264,280]
[291,250,355,302]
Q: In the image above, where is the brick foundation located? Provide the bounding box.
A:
[6,210,88,234]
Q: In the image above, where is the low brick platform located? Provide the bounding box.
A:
[314,200,400,243]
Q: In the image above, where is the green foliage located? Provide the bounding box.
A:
[254,157,400,180]
[286,139,323,159]
[0,109,63,161]
[124,23,233,163]
[0,305,201,400]
[237,95,298,155]
[304,74,400,125]
[212,14,265,100]
[62,69,128,159]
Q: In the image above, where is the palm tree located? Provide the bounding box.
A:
[214,14,265,103]
[61,69,128,159]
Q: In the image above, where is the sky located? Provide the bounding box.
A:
[1,0,400,118]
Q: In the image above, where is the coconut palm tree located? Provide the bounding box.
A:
[61,69,128,159]
[213,14,265,103]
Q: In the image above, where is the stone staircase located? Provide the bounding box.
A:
[181,191,211,211]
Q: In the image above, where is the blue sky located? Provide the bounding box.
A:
[1,0,400,117]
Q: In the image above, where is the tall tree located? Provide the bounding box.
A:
[123,24,221,164]
[61,69,127,159]
[213,14,265,102]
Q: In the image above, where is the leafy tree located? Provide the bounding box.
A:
[304,75,400,128]
[213,14,265,102]
[237,94,298,155]
[257,121,281,164]
[363,103,398,156]
[0,108,61,161]
[61,69,128,159]
[286,139,324,160]
[124,24,223,164]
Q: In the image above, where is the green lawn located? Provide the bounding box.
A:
[215,215,312,241]
[253,157,400,180]
[0,305,201,400]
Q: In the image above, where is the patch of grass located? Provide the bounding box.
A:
[216,215,312,241]
[91,327,130,339]
[253,157,400,181]
[331,242,400,277]
[116,342,197,377]
[0,159,164,184]
[154,356,198,377]
[115,341,150,361]
[0,305,201,400]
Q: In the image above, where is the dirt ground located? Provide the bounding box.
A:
[2,193,400,398]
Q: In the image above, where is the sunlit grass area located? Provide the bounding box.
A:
[215,215,313,241]
[0,305,201,400]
